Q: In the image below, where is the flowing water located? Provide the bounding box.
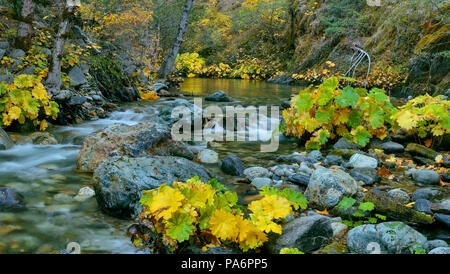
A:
[0,78,447,254]
[0,78,305,254]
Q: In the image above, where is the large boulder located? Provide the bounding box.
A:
[0,187,26,212]
[93,156,211,218]
[347,222,427,254]
[266,215,333,253]
[68,65,88,87]
[218,154,247,176]
[76,121,194,172]
[305,168,358,210]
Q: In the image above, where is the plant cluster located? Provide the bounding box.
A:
[334,197,386,228]
[281,76,398,150]
[133,177,307,253]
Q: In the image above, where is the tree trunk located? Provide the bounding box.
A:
[157,0,194,80]
[15,0,35,51]
[45,0,77,96]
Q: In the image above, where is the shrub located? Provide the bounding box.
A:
[281,76,397,150]
[175,52,206,77]
[133,177,307,253]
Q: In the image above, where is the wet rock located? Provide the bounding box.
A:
[243,167,272,180]
[431,200,450,214]
[270,164,299,177]
[53,89,73,101]
[276,153,313,164]
[379,142,405,154]
[387,189,410,204]
[424,240,448,252]
[0,128,13,150]
[0,49,5,59]
[52,193,73,204]
[406,143,438,159]
[305,168,358,210]
[324,155,344,166]
[328,149,357,160]
[10,48,26,59]
[414,199,432,214]
[307,150,323,163]
[428,247,450,254]
[68,65,88,87]
[152,83,169,93]
[74,187,95,202]
[411,188,440,201]
[158,99,201,124]
[287,173,310,187]
[197,149,218,164]
[0,188,26,212]
[333,138,362,150]
[68,95,87,106]
[29,132,58,145]
[251,177,273,189]
[218,155,246,176]
[348,154,378,169]
[205,91,230,102]
[93,156,211,218]
[349,168,380,186]
[267,215,333,253]
[363,189,434,224]
[313,243,347,254]
[331,222,348,240]
[434,214,450,228]
[76,121,194,172]
[347,222,427,254]
[411,169,441,185]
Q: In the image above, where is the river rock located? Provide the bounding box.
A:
[197,149,218,164]
[411,169,441,185]
[152,83,169,93]
[387,189,410,204]
[307,150,323,163]
[10,48,26,59]
[424,240,448,252]
[270,164,299,177]
[267,215,333,253]
[93,156,211,218]
[0,128,13,150]
[429,247,450,254]
[74,187,95,202]
[347,222,427,254]
[411,188,440,201]
[276,153,314,165]
[304,168,358,210]
[414,199,432,214]
[29,132,58,145]
[158,99,201,124]
[251,177,273,189]
[76,121,194,172]
[434,213,450,228]
[379,142,405,154]
[406,143,438,159]
[431,200,450,214]
[287,173,310,187]
[243,167,272,180]
[218,154,246,176]
[348,154,378,169]
[349,168,380,186]
[324,155,344,166]
[0,187,26,212]
[333,138,362,150]
[68,95,87,106]
[205,91,230,102]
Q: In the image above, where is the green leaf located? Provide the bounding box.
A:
[295,93,314,112]
[315,108,334,124]
[318,77,338,106]
[165,213,195,242]
[335,197,356,211]
[214,191,238,209]
[375,214,386,221]
[368,217,378,224]
[347,110,361,128]
[369,108,384,129]
[317,129,330,145]
[369,88,389,104]
[358,202,375,212]
[208,178,227,191]
[281,188,308,210]
[352,126,371,147]
[336,86,359,107]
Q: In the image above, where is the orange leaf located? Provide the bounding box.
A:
[424,139,432,148]
[376,165,390,177]
[314,209,329,216]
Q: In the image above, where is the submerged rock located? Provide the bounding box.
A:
[205,90,230,102]
[0,128,13,150]
[197,149,219,164]
[305,168,358,210]
[76,121,194,172]
[0,187,26,212]
[243,167,272,180]
[349,168,380,186]
[93,156,211,218]
[29,132,58,145]
[267,215,333,253]
[347,222,427,254]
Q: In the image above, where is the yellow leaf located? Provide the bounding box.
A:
[40,120,48,131]
[435,155,443,164]
[209,208,239,241]
[149,187,185,220]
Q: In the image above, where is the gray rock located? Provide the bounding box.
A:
[267,215,333,253]
[324,155,344,166]
[428,247,450,254]
[68,65,88,87]
[412,169,441,185]
[0,41,10,49]
[0,75,13,84]
[305,168,358,209]
[0,128,13,150]
[287,173,310,187]
[423,240,448,252]
[93,156,211,218]
[244,167,272,180]
[387,189,410,204]
[159,99,201,124]
[414,199,432,214]
[0,187,26,212]
[29,132,58,145]
[218,155,246,176]
[307,150,323,163]
[348,154,378,169]
[53,90,72,101]
[379,142,405,154]
[349,168,381,186]
[270,164,299,177]
[205,91,230,102]
[198,149,218,164]
[20,66,35,75]
[431,199,450,214]
[411,188,440,201]
[251,177,273,189]
[0,48,5,59]
[333,138,362,150]
[276,153,314,165]
[152,83,169,92]
[347,222,427,254]
[434,213,450,228]
[74,187,95,202]
[68,95,87,106]
[331,222,348,240]
[10,48,26,59]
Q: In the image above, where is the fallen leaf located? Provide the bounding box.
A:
[314,209,329,216]
[405,202,415,208]
[377,166,390,177]
[424,139,432,148]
